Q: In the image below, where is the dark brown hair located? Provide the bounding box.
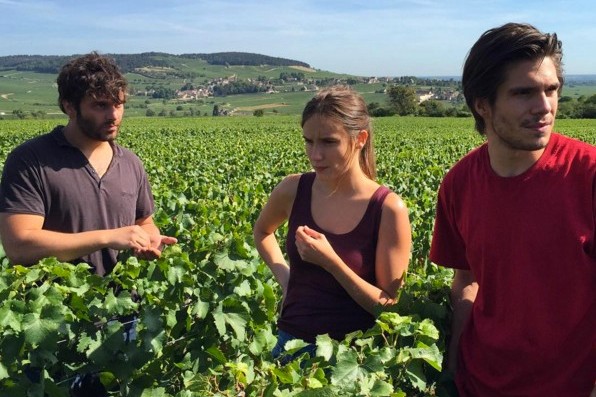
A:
[57,51,127,114]
[301,85,376,180]
[462,23,563,134]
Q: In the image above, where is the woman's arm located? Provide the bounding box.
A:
[294,192,411,314]
[253,175,300,297]
[374,192,411,303]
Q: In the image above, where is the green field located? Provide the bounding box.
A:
[0,117,593,396]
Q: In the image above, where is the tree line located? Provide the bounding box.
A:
[0,52,309,74]
[179,52,310,68]
[370,85,596,118]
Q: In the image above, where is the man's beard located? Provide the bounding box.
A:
[76,112,119,142]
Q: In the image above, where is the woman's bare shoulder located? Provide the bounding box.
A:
[270,173,303,202]
[381,190,409,217]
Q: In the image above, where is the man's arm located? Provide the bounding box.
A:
[0,213,153,265]
[447,269,478,374]
[134,215,177,260]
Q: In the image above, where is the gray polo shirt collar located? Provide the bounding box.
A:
[51,125,123,157]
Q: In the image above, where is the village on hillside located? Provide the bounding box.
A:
[144,74,462,106]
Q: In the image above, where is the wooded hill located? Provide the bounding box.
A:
[0,52,311,74]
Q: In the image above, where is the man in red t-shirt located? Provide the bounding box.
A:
[430,23,596,396]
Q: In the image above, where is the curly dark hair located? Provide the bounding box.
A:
[57,51,127,114]
[462,23,563,134]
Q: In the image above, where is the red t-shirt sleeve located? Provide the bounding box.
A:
[429,173,470,270]
[592,171,596,259]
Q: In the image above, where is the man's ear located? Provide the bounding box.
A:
[474,98,490,118]
[62,100,76,119]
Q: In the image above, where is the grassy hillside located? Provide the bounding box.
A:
[0,53,361,118]
[1,52,595,119]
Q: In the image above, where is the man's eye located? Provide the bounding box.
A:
[513,89,531,96]
[546,87,559,96]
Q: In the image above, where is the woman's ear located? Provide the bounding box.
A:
[356,129,368,149]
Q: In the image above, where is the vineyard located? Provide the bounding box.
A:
[0,116,594,396]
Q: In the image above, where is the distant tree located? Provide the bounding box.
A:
[366,102,394,117]
[212,104,220,116]
[146,109,156,117]
[253,109,264,117]
[152,87,176,99]
[386,85,417,115]
[456,104,472,118]
[30,110,46,119]
[213,81,264,96]
[279,72,305,82]
[372,108,396,117]
[180,82,195,91]
[557,100,578,119]
[367,102,380,113]
[585,94,596,104]
[445,107,458,117]
[12,109,26,119]
[557,97,596,119]
[420,100,447,117]
[581,104,596,118]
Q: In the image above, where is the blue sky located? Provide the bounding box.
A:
[1,0,595,77]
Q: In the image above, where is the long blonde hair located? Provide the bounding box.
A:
[301,85,376,180]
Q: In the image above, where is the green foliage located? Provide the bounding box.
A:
[367,102,396,117]
[419,100,447,117]
[0,116,594,395]
[386,86,418,116]
[11,109,26,119]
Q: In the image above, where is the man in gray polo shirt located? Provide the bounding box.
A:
[0,52,176,275]
[0,51,177,396]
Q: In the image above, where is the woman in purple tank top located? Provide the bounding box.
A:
[253,86,412,363]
